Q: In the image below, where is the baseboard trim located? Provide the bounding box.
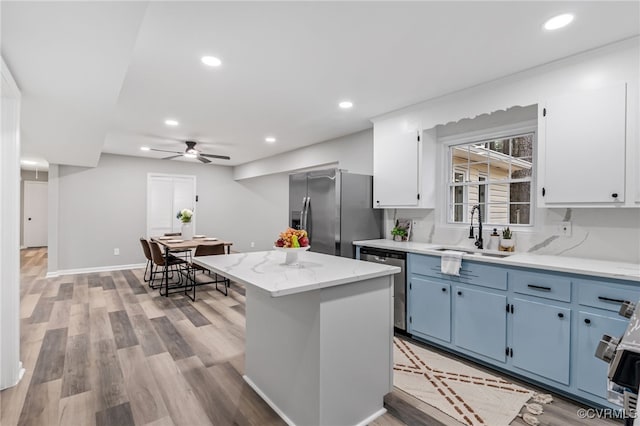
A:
[46,263,145,278]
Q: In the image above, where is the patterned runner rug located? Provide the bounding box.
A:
[394,337,536,426]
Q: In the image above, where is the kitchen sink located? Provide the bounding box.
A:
[434,248,512,259]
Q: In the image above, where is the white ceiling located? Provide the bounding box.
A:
[2,1,639,168]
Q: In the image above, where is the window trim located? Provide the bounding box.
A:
[440,120,537,229]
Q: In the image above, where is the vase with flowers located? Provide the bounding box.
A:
[177,208,194,240]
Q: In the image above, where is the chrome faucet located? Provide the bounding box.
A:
[469,204,483,249]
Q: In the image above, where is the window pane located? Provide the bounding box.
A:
[510,182,531,203]
[511,160,532,179]
[468,163,488,182]
[511,135,534,158]
[452,146,469,163]
[488,139,510,155]
[487,203,509,224]
[488,160,510,181]
[452,204,464,223]
[510,204,530,225]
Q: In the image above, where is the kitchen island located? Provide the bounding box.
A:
[193,250,400,426]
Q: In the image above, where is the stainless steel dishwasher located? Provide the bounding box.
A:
[360,247,407,332]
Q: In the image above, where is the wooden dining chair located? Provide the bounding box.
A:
[186,243,229,300]
[149,241,188,293]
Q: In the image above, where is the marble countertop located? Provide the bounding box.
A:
[353,239,640,282]
[193,250,400,297]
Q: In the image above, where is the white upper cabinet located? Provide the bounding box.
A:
[538,82,627,206]
[372,118,435,209]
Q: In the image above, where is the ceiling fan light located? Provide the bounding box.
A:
[184,153,197,159]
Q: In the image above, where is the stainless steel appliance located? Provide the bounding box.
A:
[360,247,407,332]
[289,169,382,258]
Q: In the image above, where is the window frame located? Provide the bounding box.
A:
[441,121,537,228]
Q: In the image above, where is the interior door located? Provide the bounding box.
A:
[23,181,48,247]
[147,174,196,237]
[307,170,337,255]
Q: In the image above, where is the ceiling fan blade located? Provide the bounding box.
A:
[197,155,211,164]
[162,155,183,160]
[150,148,183,154]
[199,153,231,160]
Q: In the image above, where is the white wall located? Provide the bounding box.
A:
[1,58,23,390]
[379,38,640,263]
[49,154,288,273]
[49,128,375,274]
[233,129,373,180]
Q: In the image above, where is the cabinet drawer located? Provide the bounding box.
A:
[408,254,507,290]
[509,270,571,302]
[577,279,640,312]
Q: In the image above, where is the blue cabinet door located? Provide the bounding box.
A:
[577,311,628,398]
[454,286,507,362]
[408,276,451,342]
[512,298,571,384]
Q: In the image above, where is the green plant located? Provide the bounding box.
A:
[391,227,407,237]
[502,227,512,239]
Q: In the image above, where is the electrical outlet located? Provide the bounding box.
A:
[113,248,120,255]
[557,221,572,237]
[250,242,255,248]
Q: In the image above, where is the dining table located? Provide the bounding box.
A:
[150,236,233,297]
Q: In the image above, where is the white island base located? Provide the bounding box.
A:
[243,275,393,426]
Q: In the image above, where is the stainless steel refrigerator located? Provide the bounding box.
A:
[289,169,383,258]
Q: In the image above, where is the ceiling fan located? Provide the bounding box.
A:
[149,140,230,163]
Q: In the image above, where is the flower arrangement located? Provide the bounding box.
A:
[176,208,193,223]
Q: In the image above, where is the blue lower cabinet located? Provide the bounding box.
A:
[408,277,451,342]
[511,298,571,385]
[454,286,507,363]
[576,311,628,398]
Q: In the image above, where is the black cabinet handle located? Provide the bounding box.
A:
[584,318,591,325]
[457,291,462,296]
[558,313,564,319]
[612,193,618,198]
[442,287,447,292]
[376,200,380,204]
[28,217,32,221]
[599,296,626,304]
[542,187,546,197]
[527,284,552,292]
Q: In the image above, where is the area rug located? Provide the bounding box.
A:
[394,337,538,426]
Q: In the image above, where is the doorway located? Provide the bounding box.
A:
[23,181,48,247]
[147,173,196,237]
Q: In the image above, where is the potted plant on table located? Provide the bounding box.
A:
[391,226,408,242]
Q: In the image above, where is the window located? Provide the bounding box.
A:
[448,132,534,226]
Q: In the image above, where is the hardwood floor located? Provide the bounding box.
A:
[1,248,621,426]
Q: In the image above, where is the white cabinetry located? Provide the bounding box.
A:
[372,118,435,209]
[538,82,627,206]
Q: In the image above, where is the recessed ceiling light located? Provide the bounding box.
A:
[164,119,179,126]
[21,160,37,165]
[339,101,353,109]
[265,137,276,143]
[201,56,222,67]
[140,146,150,151]
[544,13,574,31]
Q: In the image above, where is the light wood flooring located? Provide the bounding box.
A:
[1,248,620,426]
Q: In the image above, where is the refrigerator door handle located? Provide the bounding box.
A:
[301,196,308,230]
[302,196,310,231]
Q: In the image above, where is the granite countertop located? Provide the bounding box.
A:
[353,239,640,282]
[192,250,400,297]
